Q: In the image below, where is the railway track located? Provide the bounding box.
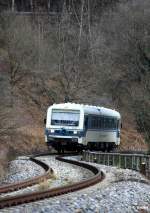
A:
[0,156,52,194]
[0,153,104,209]
[0,152,77,194]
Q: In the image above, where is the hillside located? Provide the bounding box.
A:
[0,0,149,178]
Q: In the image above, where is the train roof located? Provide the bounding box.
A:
[48,103,121,118]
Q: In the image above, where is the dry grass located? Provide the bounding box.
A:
[48,172,57,180]
[8,127,48,155]
[120,126,148,152]
[38,179,50,191]
[38,179,53,191]
[38,172,58,191]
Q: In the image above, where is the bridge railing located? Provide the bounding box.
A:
[82,151,150,179]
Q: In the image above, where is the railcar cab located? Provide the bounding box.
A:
[45,103,84,152]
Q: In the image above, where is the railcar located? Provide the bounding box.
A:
[45,103,121,152]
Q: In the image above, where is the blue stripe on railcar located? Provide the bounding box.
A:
[45,128,85,137]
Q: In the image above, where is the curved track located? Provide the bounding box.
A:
[0,157,52,194]
[0,154,104,209]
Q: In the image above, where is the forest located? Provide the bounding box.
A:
[0,0,150,178]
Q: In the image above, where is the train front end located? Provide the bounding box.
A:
[45,104,84,152]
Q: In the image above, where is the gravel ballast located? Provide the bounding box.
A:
[0,156,150,213]
[1,157,45,185]
[0,155,93,198]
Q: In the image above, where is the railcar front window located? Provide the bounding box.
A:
[51,110,80,126]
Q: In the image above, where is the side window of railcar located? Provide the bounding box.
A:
[90,116,99,128]
[91,116,96,128]
[103,117,107,128]
[84,116,89,129]
[105,117,117,129]
[89,116,117,129]
[107,118,117,129]
[90,116,102,129]
[89,116,95,128]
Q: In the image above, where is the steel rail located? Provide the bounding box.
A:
[0,152,78,194]
[0,157,52,194]
[0,155,104,209]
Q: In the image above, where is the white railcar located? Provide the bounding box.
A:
[45,103,121,152]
